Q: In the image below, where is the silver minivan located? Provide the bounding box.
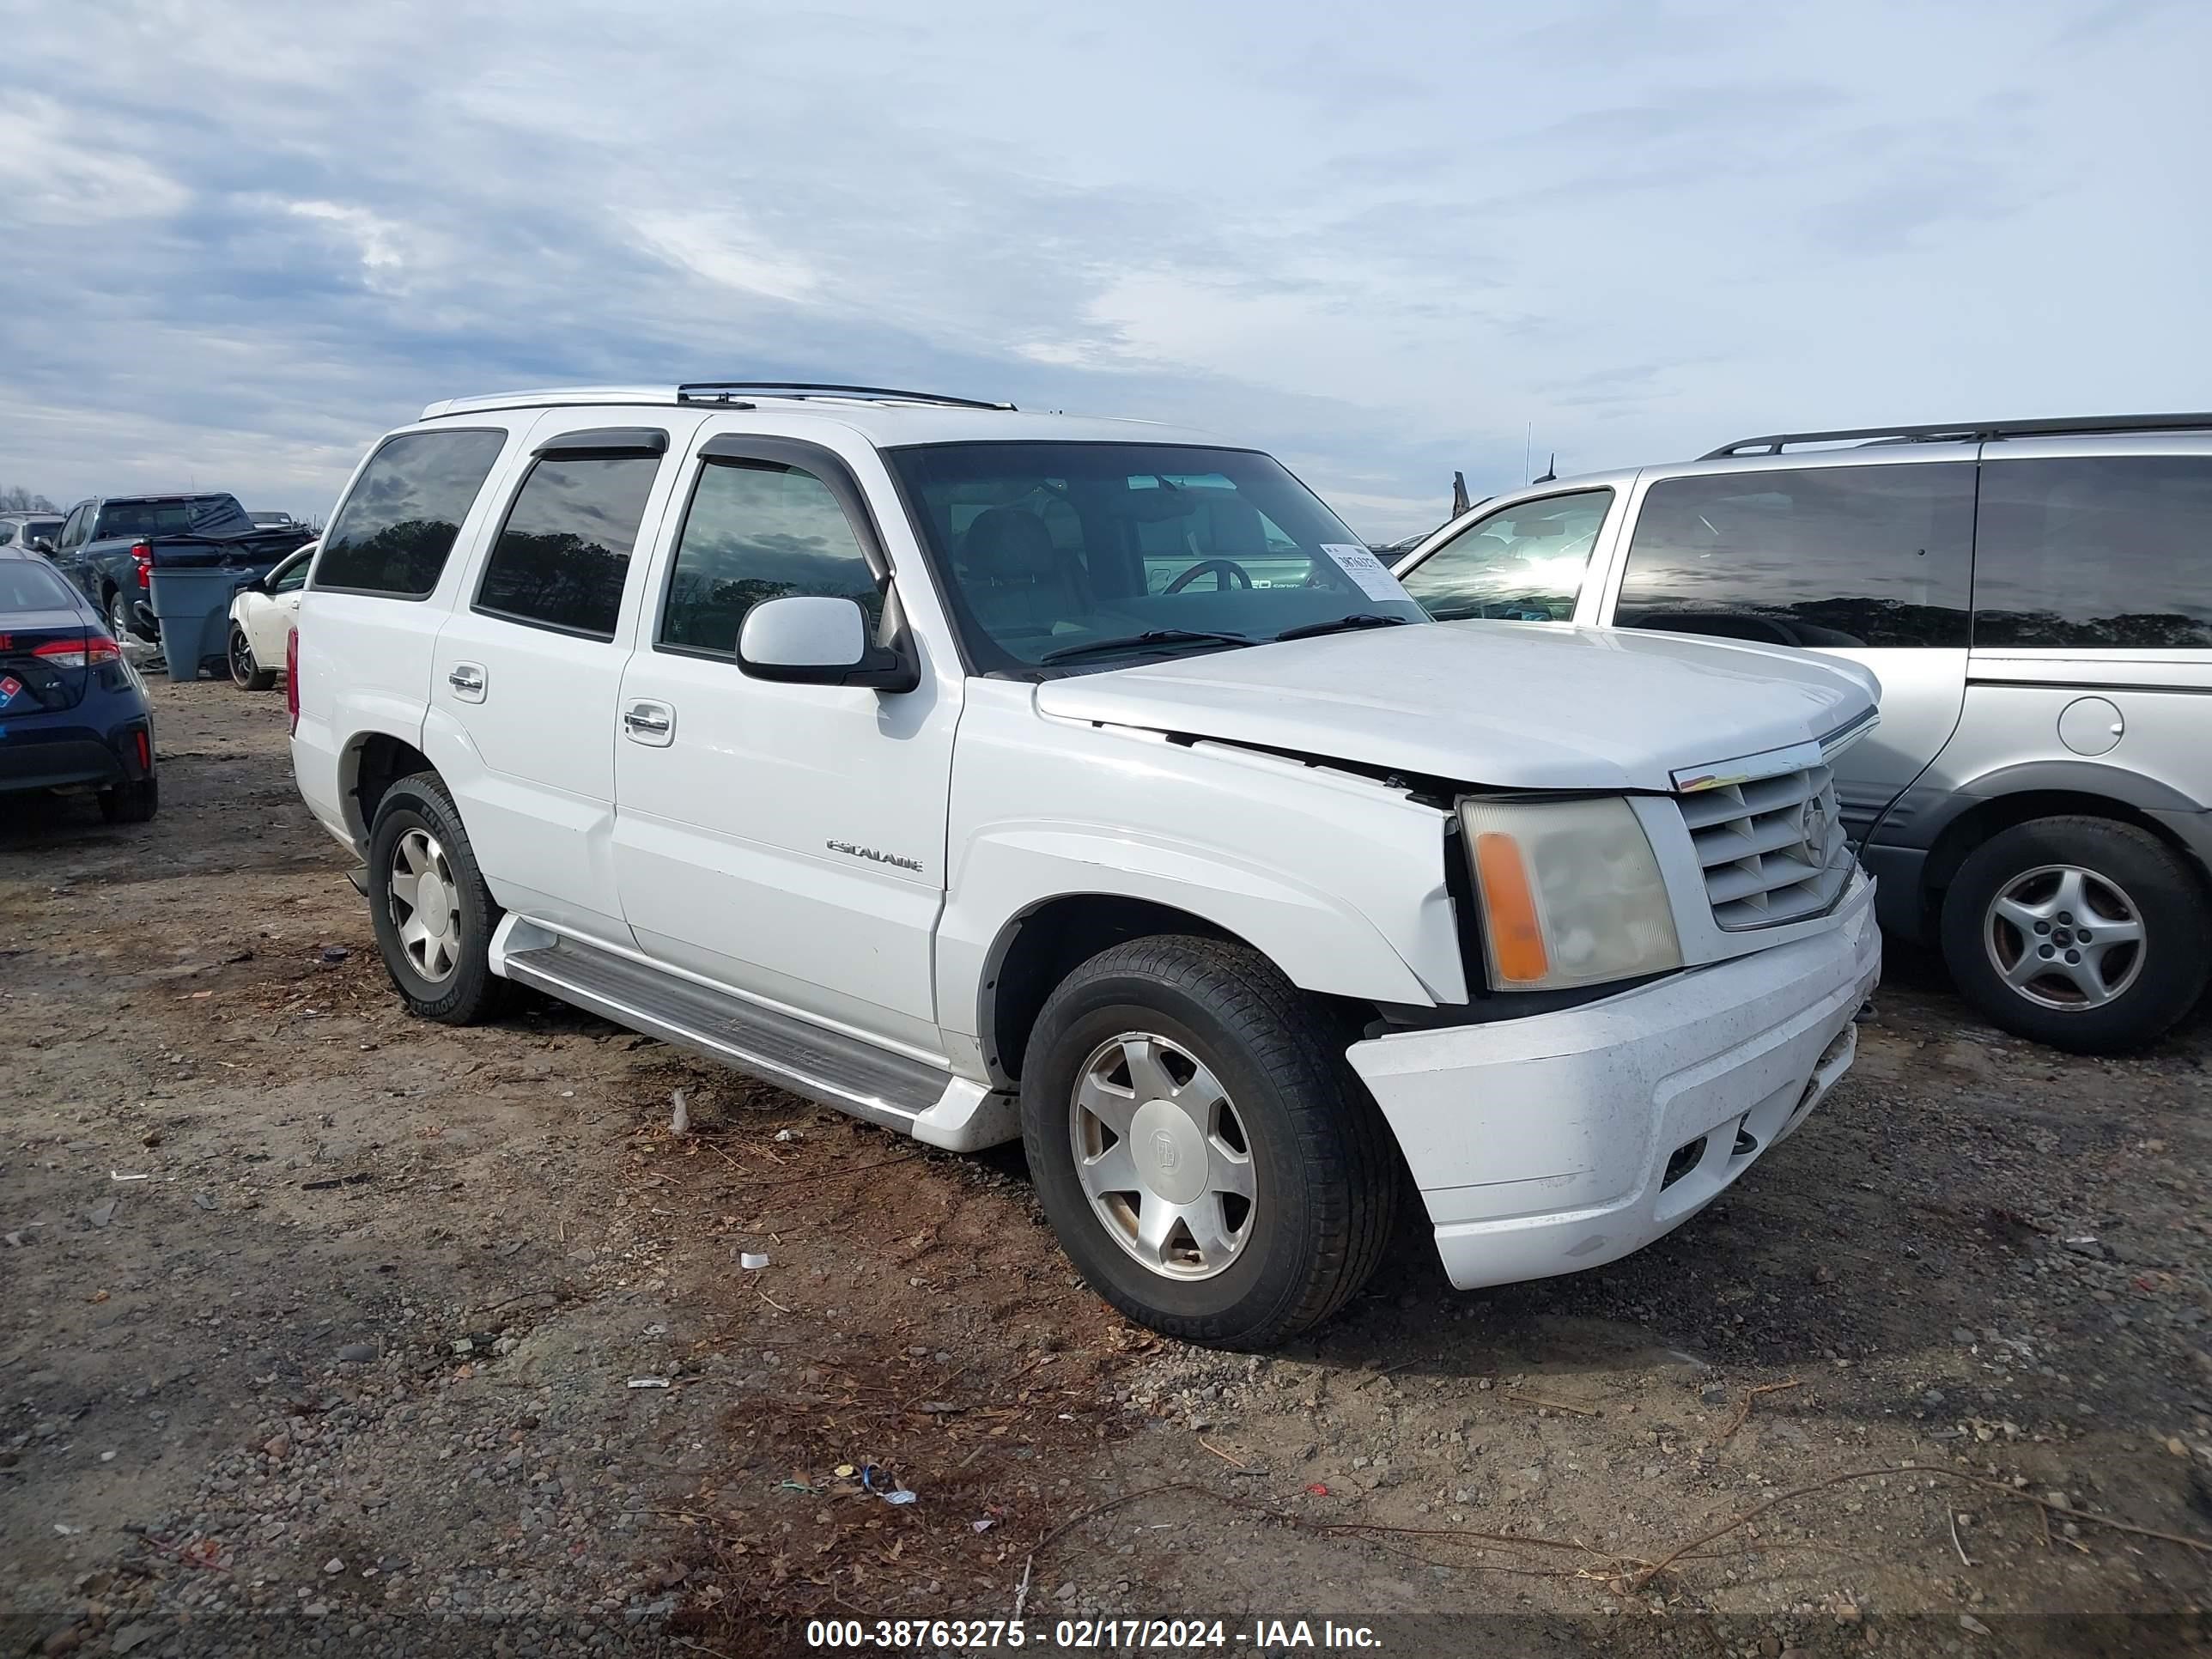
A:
[1393,414,2212,1054]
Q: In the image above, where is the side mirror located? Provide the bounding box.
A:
[736,595,917,692]
[29,537,55,555]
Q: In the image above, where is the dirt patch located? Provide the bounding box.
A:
[3,680,2209,1658]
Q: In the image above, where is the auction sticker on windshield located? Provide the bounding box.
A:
[1319,544,1413,603]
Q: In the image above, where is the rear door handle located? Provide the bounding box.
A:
[622,700,675,745]
[447,664,487,702]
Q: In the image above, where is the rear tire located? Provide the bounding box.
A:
[1940,816,2209,1054]
[1019,935,1399,1349]
[228,624,277,690]
[366,771,515,1024]
[98,774,159,824]
[106,588,143,645]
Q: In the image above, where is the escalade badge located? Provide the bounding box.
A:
[827,839,924,873]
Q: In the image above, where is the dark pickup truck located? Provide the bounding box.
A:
[46,494,313,682]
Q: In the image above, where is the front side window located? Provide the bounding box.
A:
[886,442,1424,673]
[1973,457,2212,648]
[58,507,88,550]
[1401,489,1612,623]
[314,428,507,598]
[659,459,881,654]
[475,454,662,639]
[1616,462,1973,649]
[269,549,313,594]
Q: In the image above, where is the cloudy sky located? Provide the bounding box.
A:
[3,0,2207,538]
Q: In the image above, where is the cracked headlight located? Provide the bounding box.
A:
[1460,796,1683,991]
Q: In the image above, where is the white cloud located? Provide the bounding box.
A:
[281,200,415,289]
[631,210,820,305]
[0,100,191,224]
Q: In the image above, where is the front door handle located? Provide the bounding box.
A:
[447,663,487,703]
[622,700,676,746]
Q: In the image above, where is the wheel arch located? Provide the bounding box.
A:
[976,893,1378,1090]
[343,730,437,843]
[1897,763,2211,935]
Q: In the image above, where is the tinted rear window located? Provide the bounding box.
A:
[1618,463,1974,648]
[94,495,255,539]
[476,453,662,639]
[315,429,507,598]
[0,560,78,611]
[1973,456,2212,648]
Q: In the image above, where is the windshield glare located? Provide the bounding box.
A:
[886,442,1425,673]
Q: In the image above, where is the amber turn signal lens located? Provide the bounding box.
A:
[1474,830,1550,985]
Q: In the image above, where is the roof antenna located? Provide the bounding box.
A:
[1532,452,1557,485]
[1523,422,1531,485]
[1450,471,1472,516]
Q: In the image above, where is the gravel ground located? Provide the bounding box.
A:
[3,679,2209,1659]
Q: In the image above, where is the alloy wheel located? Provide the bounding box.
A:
[388,828,463,984]
[1069,1030,1255,1280]
[1984,863,2145,1011]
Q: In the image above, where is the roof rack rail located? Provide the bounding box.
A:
[1702,412,2212,460]
[676,381,1014,411]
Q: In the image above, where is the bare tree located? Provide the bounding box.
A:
[0,485,60,513]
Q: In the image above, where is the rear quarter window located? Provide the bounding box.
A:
[314,428,508,598]
[1973,456,2212,648]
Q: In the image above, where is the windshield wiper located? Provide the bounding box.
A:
[1271,613,1414,643]
[1039,629,1252,665]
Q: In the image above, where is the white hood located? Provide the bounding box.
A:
[1034,621,1879,793]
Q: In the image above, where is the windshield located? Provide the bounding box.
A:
[885,442,1425,674]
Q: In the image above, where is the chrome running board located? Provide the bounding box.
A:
[493,924,1019,1150]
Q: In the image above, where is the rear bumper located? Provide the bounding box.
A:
[1347,871,1881,1291]
[0,714,154,794]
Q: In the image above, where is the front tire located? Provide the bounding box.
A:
[1019,936,1399,1349]
[1940,816,2210,1054]
[228,624,277,690]
[366,772,514,1024]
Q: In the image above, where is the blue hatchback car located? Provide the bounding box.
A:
[0,545,159,823]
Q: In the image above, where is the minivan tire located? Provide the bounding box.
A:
[1940,816,2210,1054]
[366,771,516,1025]
[1019,935,1399,1349]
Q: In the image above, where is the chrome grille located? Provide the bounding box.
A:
[1677,763,1852,930]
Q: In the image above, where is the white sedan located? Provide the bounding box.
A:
[227,540,315,690]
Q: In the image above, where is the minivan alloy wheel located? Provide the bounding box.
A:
[1984,863,2145,1010]
[388,828,463,984]
[1071,1030,1255,1279]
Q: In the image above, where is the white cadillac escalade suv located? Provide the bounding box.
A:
[289,382,1881,1348]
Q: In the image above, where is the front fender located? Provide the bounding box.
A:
[935,816,1456,1047]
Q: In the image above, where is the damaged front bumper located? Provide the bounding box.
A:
[1347,871,1881,1291]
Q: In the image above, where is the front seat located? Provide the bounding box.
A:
[960,508,1087,639]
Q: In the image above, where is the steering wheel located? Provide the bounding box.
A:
[1165,558,1253,593]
